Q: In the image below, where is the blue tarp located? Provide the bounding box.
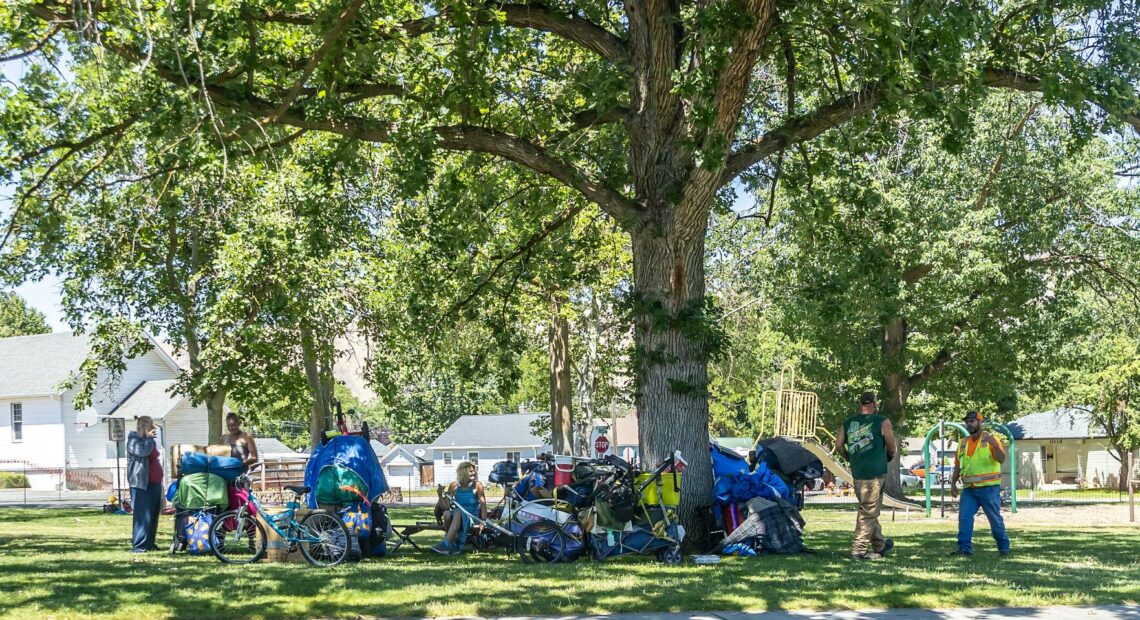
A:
[713,461,791,505]
[304,435,389,508]
[711,442,750,478]
[179,452,244,481]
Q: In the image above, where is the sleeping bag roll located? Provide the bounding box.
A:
[179,452,244,480]
[169,444,206,478]
[172,472,229,509]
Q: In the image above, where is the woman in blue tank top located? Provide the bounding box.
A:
[432,461,487,555]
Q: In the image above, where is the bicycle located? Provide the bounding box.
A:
[209,476,352,567]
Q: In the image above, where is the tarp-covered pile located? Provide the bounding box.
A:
[710,440,818,556]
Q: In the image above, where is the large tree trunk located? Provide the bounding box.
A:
[300,326,332,448]
[182,327,226,443]
[881,317,910,499]
[574,292,600,457]
[631,225,714,549]
[549,296,574,454]
[205,389,227,444]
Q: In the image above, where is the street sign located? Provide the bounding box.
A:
[108,418,125,442]
[594,435,610,455]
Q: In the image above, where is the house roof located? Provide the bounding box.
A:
[430,413,548,450]
[403,443,434,462]
[0,331,92,397]
[257,437,299,455]
[0,331,183,399]
[103,379,184,420]
[1008,407,1105,440]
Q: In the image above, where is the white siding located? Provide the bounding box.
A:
[386,464,419,491]
[1016,440,1046,488]
[1016,438,1127,489]
[433,446,543,486]
[62,348,180,471]
[1085,440,1125,488]
[161,401,209,449]
[0,396,64,467]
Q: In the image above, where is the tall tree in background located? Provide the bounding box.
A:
[3,0,1138,538]
[767,96,1139,495]
[364,154,631,453]
[0,128,378,441]
[1063,330,1140,490]
[0,291,49,337]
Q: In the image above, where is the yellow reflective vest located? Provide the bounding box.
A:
[957,435,1002,488]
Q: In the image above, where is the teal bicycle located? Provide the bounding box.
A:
[210,476,351,567]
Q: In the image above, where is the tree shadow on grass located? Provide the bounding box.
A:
[0,525,1137,619]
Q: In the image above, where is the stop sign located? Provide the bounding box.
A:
[594,435,610,455]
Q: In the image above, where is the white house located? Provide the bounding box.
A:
[373,442,433,491]
[1009,407,1140,490]
[429,413,551,486]
[0,332,209,490]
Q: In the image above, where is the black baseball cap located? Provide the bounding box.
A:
[859,391,877,404]
[963,410,983,422]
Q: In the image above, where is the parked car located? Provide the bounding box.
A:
[911,465,955,485]
[900,468,923,490]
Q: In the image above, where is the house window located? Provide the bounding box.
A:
[506,451,521,463]
[10,403,22,442]
[467,451,479,465]
[443,451,452,466]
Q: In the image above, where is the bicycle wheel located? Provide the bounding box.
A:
[210,510,267,565]
[298,510,351,567]
[514,520,569,564]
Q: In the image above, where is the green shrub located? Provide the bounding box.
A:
[0,472,30,488]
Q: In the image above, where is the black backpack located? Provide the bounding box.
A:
[605,483,638,523]
[361,504,391,558]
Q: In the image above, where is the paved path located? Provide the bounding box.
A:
[464,607,1139,620]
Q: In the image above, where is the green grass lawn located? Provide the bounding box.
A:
[1,506,1137,620]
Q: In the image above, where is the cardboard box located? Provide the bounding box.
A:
[206,445,234,458]
[169,444,206,478]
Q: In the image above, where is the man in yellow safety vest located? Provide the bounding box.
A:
[949,410,1011,557]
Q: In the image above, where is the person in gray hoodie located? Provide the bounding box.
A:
[127,416,164,553]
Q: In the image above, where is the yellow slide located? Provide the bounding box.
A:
[797,437,923,511]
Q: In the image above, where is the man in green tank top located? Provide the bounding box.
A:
[836,391,897,560]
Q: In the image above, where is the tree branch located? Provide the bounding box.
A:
[202,85,640,221]
[982,68,1140,132]
[722,68,1139,188]
[245,2,626,63]
[2,113,143,252]
[975,100,1040,212]
[548,105,630,143]
[721,84,883,186]
[908,347,954,390]
[445,202,587,320]
[499,3,627,63]
[0,24,62,62]
[902,264,934,284]
[675,0,776,239]
[264,0,365,125]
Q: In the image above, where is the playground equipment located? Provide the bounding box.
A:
[755,366,923,512]
[921,420,1017,516]
[760,366,825,441]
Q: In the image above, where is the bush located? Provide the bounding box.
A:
[0,472,30,488]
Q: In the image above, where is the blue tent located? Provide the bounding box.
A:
[304,435,389,508]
